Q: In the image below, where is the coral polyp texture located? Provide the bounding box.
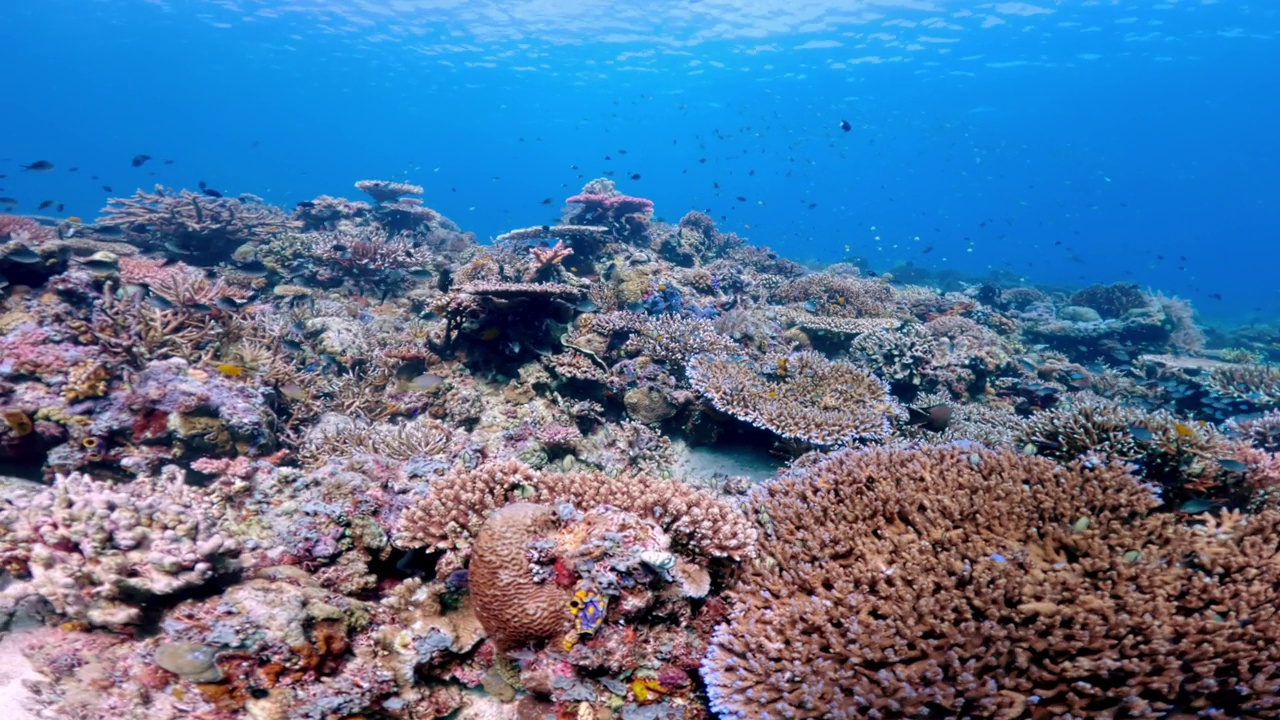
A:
[3,175,1279,719]
[703,445,1280,720]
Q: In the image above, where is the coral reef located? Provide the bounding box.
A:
[2,176,1276,720]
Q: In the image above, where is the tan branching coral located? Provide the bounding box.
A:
[623,313,738,365]
[688,351,901,446]
[393,459,756,573]
[300,416,454,464]
[704,445,1280,719]
[99,185,297,259]
[1206,363,1280,410]
[770,272,900,318]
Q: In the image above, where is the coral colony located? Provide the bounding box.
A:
[1,176,1279,720]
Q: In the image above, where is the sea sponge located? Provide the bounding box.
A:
[703,444,1280,719]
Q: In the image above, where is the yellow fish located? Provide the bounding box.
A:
[216,363,245,377]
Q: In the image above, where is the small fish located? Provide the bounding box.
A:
[187,302,213,313]
[146,294,176,310]
[1178,499,1216,514]
[214,297,243,312]
[164,241,192,254]
[477,327,501,341]
[574,298,599,313]
[331,244,349,253]
[406,373,445,391]
[630,173,641,180]
[0,197,18,206]
[541,197,553,205]
[130,154,151,167]
[1216,458,1247,473]
[202,187,223,198]
[102,185,113,192]
[77,258,119,272]
[278,382,308,400]
[3,246,41,263]
[56,203,64,213]
[37,200,54,210]
[1173,423,1195,439]
[906,404,952,432]
[406,268,432,280]
[839,119,852,132]
[21,161,54,171]
[280,338,304,353]
[1110,349,1131,362]
[1127,426,1155,442]
[215,363,245,377]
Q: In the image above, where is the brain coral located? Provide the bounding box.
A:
[687,350,900,446]
[702,444,1280,719]
[468,503,570,651]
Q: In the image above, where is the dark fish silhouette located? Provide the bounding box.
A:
[202,188,223,198]
[37,200,54,210]
[131,154,152,167]
[21,161,54,172]
[839,119,852,132]
[906,404,952,432]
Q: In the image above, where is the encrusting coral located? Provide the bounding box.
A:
[703,444,1280,719]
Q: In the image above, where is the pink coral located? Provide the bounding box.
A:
[0,214,56,244]
[566,192,655,219]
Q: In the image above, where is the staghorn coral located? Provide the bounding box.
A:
[1205,362,1280,411]
[0,468,238,627]
[770,272,899,318]
[622,313,738,366]
[299,415,455,464]
[98,185,298,262]
[704,444,1280,719]
[688,351,901,446]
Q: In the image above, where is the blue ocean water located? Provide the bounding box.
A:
[2,0,1276,324]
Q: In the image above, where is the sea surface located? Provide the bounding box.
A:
[1,0,1276,323]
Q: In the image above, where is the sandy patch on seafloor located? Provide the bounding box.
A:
[0,630,42,720]
[669,439,785,485]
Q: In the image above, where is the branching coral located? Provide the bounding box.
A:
[704,444,1280,719]
[98,185,298,261]
[0,468,238,627]
[393,459,755,574]
[688,351,901,446]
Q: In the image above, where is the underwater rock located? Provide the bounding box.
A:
[1058,304,1102,323]
[153,640,223,683]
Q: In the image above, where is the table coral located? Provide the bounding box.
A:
[688,350,901,446]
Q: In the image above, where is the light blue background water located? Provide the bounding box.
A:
[2,0,1276,324]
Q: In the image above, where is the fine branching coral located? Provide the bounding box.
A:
[704,444,1280,719]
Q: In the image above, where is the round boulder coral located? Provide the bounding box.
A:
[702,445,1280,719]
